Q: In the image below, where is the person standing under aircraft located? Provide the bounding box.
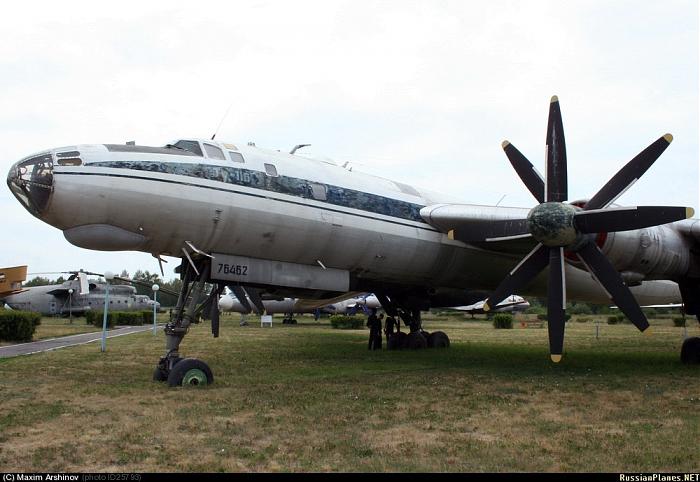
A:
[384,315,398,346]
[367,308,381,350]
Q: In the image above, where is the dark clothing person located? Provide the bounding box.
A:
[367,312,382,350]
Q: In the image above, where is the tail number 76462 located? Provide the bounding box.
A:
[217,263,248,276]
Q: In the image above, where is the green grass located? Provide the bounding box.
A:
[0,313,698,472]
[0,314,169,345]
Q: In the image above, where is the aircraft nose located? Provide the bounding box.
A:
[7,152,54,217]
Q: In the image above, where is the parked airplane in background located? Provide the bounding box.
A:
[0,265,27,298]
[452,295,530,316]
[218,291,382,322]
[8,96,700,386]
[2,276,160,316]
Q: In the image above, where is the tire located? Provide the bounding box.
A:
[427,331,450,348]
[406,331,428,350]
[394,331,408,350]
[680,337,700,364]
[167,358,214,387]
[152,367,168,382]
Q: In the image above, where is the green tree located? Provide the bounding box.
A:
[24,276,53,287]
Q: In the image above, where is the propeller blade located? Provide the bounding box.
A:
[449,218,530,243]
[576,242,650,332]
[575,206,693,233]
[502,140,544,203]
[585,134,674,210]
[484,243,549,311]
[547,247,566,362]
[545,95,567,202]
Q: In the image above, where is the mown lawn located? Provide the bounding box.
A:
[0,313,698,472]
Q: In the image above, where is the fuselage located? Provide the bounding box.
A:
[7,139,686,306]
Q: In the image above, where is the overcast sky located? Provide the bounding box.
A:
[1,0,697,280]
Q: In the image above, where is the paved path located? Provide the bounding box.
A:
[0,325,162,358]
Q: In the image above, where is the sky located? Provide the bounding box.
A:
[1,0,697,281]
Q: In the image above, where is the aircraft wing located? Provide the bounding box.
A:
[293,291,366,312]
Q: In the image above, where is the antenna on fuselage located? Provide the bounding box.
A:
[290,144,311,155]
[211,101,234,140]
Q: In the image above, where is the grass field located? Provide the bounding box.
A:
[0,313,698,472]
[0,314,168,347]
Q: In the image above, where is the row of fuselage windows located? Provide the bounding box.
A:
[92,159,425,222]
[86,299,134,305]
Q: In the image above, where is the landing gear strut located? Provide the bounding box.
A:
[376,294,450,350]
[153,256,217,387]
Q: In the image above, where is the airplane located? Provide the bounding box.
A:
[451,295,530,317]
[0,265,27,298]
[7,95,700,386]
[1,275,160,316]
[217,291,382,322]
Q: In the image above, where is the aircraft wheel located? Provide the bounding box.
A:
[167,358,214,387]
[152,367,168,382]
[427,331,450,348]
[406,331,428,350]
[680,337,700,364]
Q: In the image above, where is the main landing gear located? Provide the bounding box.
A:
[153,256,222,387]
[376,294,450,351]
[681,336,700,364]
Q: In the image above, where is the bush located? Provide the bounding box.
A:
[607,315,626,325]
[569,303,592,315]
[329,315,364,329]
[0,310,41,342]
[493,313,513,329]
[87,310,154,328]
[577,317,590,323]
[672,317,686,327]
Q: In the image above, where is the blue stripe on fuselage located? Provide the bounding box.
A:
[88,160,427,224]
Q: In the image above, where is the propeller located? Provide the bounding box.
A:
[481,96,694,362]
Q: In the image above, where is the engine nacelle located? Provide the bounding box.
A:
[601,225,691,280]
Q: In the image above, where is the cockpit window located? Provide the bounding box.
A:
[172,140,203,156]
[204,143,226,160]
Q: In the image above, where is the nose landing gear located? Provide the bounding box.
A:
[153,256,219,387]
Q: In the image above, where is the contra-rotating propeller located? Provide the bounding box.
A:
[480,96,694,362]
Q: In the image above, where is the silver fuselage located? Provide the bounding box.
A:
[7,140,687,306]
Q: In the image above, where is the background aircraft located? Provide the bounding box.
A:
[2,276,159,316]
[218,291,382,322]
[451,295,530,317]
[0,265,27,298]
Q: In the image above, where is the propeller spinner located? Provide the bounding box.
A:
[482,96,694,362]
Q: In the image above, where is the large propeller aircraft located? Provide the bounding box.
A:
[7,96,700,386]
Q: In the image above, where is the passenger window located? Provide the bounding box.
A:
[173,140,203,156]
[204,143,226,160]
[264,163,278,177]
[309,182,327,201]
[228,151,245,163]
